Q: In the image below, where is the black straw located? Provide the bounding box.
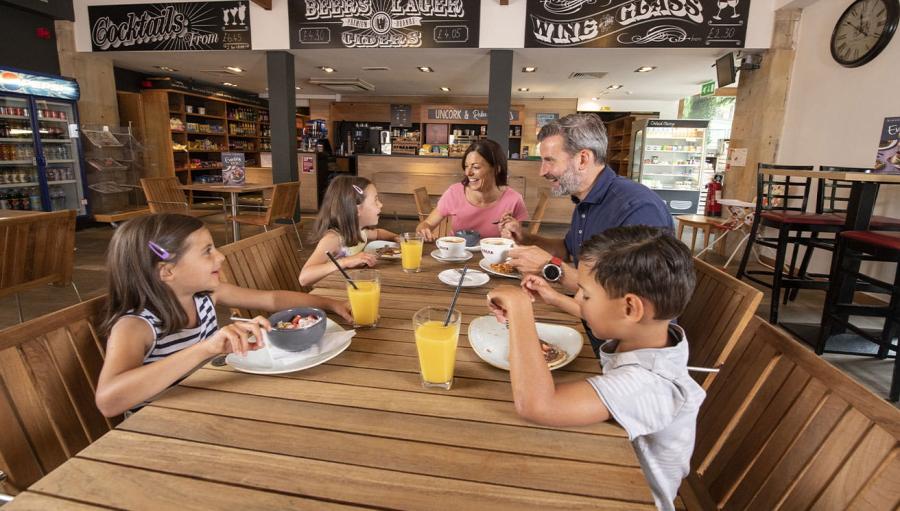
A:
[444,265,467,326]
[326,251,358,290]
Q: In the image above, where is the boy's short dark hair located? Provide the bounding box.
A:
[579,226,695,320]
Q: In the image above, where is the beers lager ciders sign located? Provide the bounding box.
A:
[89,1,252,51]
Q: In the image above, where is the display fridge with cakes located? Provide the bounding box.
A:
[0,68,88,216]
[629,119,709,215]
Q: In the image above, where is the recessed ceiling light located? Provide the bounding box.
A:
[222,82,238,87]
[320,66,336,73]
[518,87,529,92]
[607,84,623,90]
[156,66,178,72]
[440,87,451,92]
[225,66,244,73]
[634,66,656,73]
[418,66,434,72]
[591,97,600,101]
[295,86,302,90]
[522,66,537,73]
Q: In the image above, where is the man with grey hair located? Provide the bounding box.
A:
[499,113,671,353]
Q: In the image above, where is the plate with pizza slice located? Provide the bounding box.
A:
[467,315,584,371]
[478,258,521,279]
[364,240,402,260]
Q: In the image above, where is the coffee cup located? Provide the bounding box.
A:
[480,237,514,264]
[436,236,466,259]
[455,229,480,247]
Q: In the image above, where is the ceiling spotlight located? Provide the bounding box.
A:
[320,66,336,73]
[634,66,656,73]
[522,66,537,73]
[225,66,244,73]
[591,97,600,101]
[607,84,623,90]
[222,82,238,87]
[418,66,434,72]
[156,66,178,72]
[440,87,451,92]
[518,87,529,92]
[296,86,302,90]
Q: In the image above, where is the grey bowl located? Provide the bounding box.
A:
[266,307,327,352]
[456,229,481,248]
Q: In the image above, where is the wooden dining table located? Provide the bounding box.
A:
[179,183,273,241]
[6,247,660,510]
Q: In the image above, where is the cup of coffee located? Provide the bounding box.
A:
[480,237,514,264]
[455,229,480,247]
[436,236,466,259]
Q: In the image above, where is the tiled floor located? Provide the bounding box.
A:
[1,215,895,403]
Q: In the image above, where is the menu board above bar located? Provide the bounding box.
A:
[289,0,479,48]
[525,0,750,48]
[391,104,413,127]
[88,1,252,51]
[427,108,519,122]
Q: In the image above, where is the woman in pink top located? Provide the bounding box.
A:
[416,139,528,241]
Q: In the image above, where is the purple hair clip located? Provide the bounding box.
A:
[148,241,172,260]
[352,184,365,196]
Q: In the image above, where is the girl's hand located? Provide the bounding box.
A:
[486,286,532,324]
[206,316,270,357]
[342,252,377,269]
[327,299,354,323]
[521,275,563,306]
[416,222,435,242]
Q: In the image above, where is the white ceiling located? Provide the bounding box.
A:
[102,47,732,101]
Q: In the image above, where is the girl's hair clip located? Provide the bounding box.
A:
[351,184,365,196]
[148,241,173,260]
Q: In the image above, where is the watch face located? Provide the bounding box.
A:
[543,264,561,281]
[831,0,899,67]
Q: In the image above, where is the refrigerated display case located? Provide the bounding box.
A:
[630,119,708,215]
[0,68,87,216]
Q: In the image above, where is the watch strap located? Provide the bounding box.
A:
[550,256,563,266]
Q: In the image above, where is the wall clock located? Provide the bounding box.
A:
[830,0,899,67]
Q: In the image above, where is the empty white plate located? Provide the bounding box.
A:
[226,319,353,375]
[430,249,473,263]
[438,268,489,287]
[467,315,583,371]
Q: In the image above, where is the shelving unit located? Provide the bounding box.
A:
[604,114,657,177]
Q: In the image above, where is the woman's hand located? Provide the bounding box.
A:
[498,213,524,243]
[326,299,354,322]
[416,221,435,242]
[520,275,564,306]
[486,286,533,324]
[341,252,377,269]
[206,316,270,356]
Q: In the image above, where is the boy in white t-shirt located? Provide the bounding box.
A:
[487,226,705,511]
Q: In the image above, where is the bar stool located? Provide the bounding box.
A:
[818,230,900,401]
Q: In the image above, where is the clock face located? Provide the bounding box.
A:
[831,0,899,67]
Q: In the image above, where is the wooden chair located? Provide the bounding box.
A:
[0,296,120,496]
[140,177,226,217]
[680,316,900,510]
[413,186,451,238]
[227,182,302,248]
[679,258,762,389]
[218,226,306,319]
[527,188,550,236]
[0,210,79,323]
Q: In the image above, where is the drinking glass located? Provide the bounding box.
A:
[400,232,424,273]
[346,269,380,328]
[413,306,461,390]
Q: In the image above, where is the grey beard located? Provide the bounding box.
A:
[551,164,581,197]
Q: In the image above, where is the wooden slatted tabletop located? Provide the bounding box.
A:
[7,246,659,510]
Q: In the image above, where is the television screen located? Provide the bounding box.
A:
[716,53,736,87]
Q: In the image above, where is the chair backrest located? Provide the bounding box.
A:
[0,210,76,300]
[755,163,815,215]
[681,317,900,510]
[264,182,300,223]
[140,177,188,213]
[217,226,306,318]
[528,188,550,236]
[0,296,119,494]
[680,258,762,389]
[413,186,451,237]
[816,165,876,215]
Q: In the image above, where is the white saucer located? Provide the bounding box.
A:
[478,258,521,279]
[364,240,401,259]
[226,319,352,374]
[467,316,583,371]
[465,245,481,252]
[430,249,473,263]
[438,268,490,287]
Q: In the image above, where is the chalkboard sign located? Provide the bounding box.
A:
[391,104,412,127]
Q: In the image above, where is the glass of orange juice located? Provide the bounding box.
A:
[347,269,380,328]
[400,232,424,273]
[413,306,461,390]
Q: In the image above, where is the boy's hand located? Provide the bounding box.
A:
[486,286,533,324]
[327,299,354,322]
[207,316,270,357]
[507,245,553,275]
[342,252,377,269]
[521,274,563,306]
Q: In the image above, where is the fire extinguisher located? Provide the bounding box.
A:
[705,174,723,217]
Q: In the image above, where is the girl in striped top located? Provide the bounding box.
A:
[95,213,353,417]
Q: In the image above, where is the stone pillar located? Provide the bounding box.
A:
[54,21,119,126]
[487,50,513,156]
[266,51,298,184]
[725,9,801,202]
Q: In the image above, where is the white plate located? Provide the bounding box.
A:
[226,319,352,375]
[430,249,473,263]
[478,258,521,279]
[438,268,490,287]
[364,240,401,259]
[467,316,583,371]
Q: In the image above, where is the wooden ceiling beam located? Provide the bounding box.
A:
[250,0,272,9]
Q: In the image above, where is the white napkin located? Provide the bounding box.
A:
[265,329,356,365]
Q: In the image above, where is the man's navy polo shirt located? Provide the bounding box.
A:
[564,166,673,265]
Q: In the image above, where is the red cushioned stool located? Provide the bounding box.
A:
[819,230,900,402]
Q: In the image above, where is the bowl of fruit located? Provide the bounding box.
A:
[266,307,327,352]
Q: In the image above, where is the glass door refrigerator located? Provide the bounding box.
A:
[0,67,87,216]
[630,119,708,215]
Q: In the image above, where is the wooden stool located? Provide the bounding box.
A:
[676,214,727,254]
